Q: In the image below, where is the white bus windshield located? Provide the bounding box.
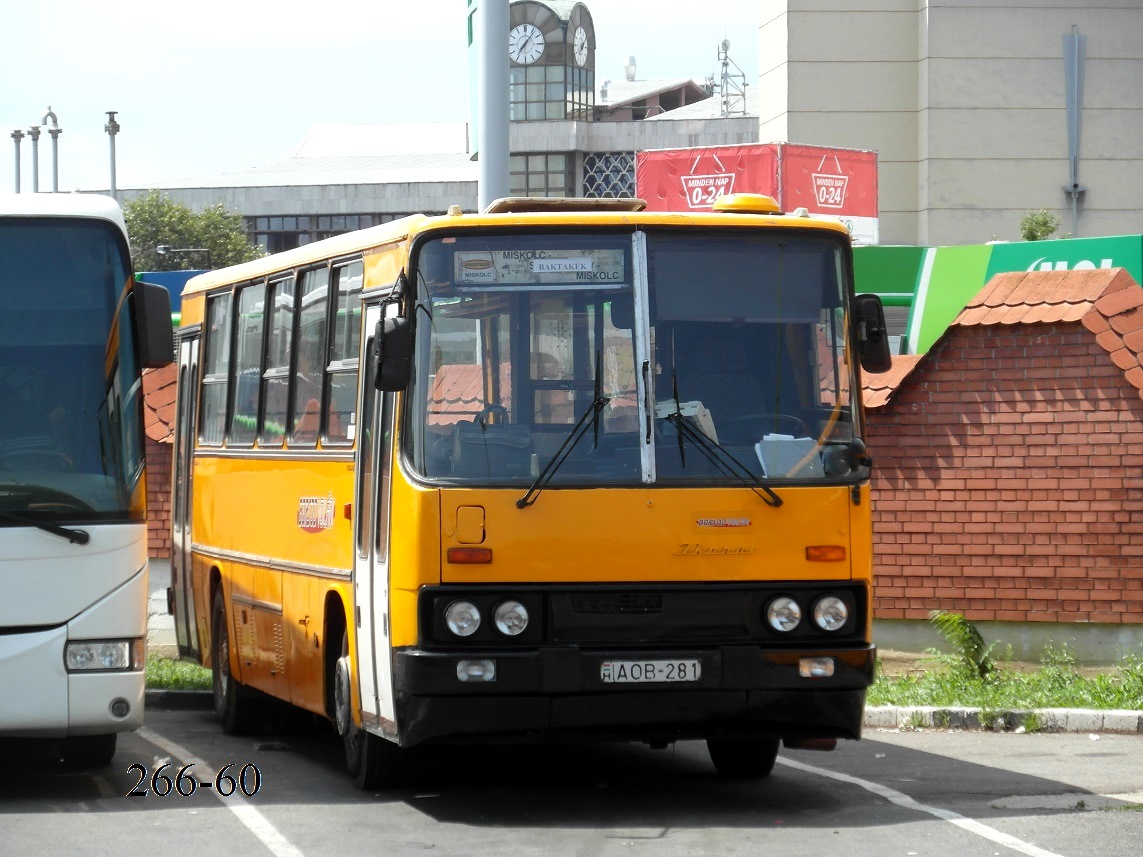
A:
[409,229,861,487]
[0,217,143,523]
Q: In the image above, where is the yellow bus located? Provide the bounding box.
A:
[170,195,891,788]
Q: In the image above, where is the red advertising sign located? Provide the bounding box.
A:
[636,145,778,212]
[636,143,879,243]
[779,144,877,219]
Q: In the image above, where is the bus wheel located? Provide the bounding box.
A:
[60,733,117,770]
[211,594,261,735]
[706,737,780,778]
[335,631,404,790]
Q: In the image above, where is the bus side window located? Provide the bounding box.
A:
[290,267,329,446]
[323,261,363,445]
[199,293,232,446]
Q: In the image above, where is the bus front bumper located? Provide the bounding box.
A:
[392,644,875,747]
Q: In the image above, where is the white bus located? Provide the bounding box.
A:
[0,193,172,768]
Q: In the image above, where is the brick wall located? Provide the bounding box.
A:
[868,323,1143,624]
[146,436,173,559]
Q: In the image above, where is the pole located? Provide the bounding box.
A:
[28,126,41,193]
[105,111,120,196]
[44,108,61,193]
[477,0,509,211]
[11,130,24,192]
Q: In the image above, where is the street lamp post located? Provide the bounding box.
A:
[44,108,61,193]
[105,111,120,196]
[156,245,213,269]
[11,130,25,192]
[28,125,41,192]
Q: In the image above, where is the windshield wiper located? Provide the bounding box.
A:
[663,412,783,508]
[517,351,609,509]
[0,508,90,545]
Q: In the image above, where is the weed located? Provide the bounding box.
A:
[146,656,212,691]
[929,609,995,678]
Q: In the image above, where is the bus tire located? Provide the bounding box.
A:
[335,631,404,790]
[706,737,780,778]
[211,594,261,735]
[60,733,117,770]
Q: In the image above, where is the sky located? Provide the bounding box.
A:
[2,0,761,193]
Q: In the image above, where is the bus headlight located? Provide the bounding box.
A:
[493,600,529,636]
[813,596,849,632]
[766,597,802,633]
[444,601,481,637]
[65,639,143,672]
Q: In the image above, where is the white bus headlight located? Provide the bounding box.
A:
[766,597,802,632]
[444,601,481,637]
[813,596,849,632]
[65,639,143,672]
[493,600,529,636]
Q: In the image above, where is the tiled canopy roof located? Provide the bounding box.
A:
[143,363,177,444]
[863,267,1143,408]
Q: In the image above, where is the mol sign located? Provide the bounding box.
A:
[636,143,879,245]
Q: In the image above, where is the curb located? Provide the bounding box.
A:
[866,705,1143,735]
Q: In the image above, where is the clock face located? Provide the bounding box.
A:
[509,23,545,65]
[573,26,588,66]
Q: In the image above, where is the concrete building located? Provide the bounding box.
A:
[761,0,1143,246]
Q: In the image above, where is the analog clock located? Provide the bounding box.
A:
[573,25,588,67]
[509,22,545,65]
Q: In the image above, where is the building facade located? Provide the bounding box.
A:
[761,0,1143,246]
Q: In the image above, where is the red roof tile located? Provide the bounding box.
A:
[142,364,178,443]
[862,354,925,409]
[949,267,1143,401]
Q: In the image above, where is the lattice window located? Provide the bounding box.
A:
[582,152,635,198]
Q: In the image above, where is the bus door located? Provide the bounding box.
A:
[171,333,201,659]
[351,303,397,734]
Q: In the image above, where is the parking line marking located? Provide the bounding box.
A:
[778,756,1068,857]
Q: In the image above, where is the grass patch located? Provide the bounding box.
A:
[146,655,212,691]
[869,643,1143,712]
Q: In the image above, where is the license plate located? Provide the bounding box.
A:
[600,659,702,684]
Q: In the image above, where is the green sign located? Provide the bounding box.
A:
[855,235,1143,354]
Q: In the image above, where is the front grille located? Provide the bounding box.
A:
[569,592,662,615]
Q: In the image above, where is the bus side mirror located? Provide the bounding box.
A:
[135,281,174,368]
[855,293,892,374]
[374,314,412,391]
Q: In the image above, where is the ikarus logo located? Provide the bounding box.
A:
[1025,257,1114,273]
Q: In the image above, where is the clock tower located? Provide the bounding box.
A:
[508,1,595,122]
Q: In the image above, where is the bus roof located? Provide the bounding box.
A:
[180,197,852,298]
[0,192,126,230]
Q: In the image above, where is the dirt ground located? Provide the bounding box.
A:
[876,649,1113,679]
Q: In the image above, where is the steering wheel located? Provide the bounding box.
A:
[0,450,75,471]
[716,413,807,444]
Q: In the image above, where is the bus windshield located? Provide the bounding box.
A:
[0,217,141,523]
[409,228,861,487]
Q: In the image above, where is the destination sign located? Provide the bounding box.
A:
[454,249,626,286]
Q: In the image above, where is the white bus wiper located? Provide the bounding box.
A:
[662,411,783,508]
[517,352,609,509]
[0,508,90,545]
